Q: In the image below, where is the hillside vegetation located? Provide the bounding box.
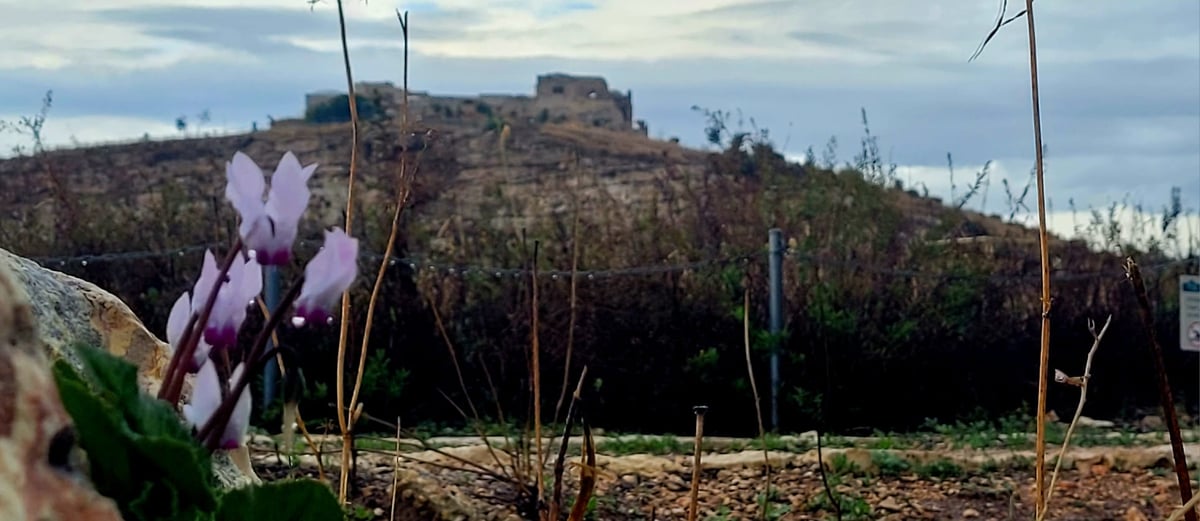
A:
[0,112,1195,437]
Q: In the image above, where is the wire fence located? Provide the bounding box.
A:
[28,240,1198,283]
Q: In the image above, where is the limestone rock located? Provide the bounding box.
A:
[595,453,684,476]
[0,247,170,395]
[0,248,255,490]
[1077,416,1115,428]
[0,253,123,520]
[701,450,793,470]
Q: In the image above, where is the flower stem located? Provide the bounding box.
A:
[197,277,304,450]
[159,237,243,404]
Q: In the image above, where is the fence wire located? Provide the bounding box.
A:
[27,240,1197,283]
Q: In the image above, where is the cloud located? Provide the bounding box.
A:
[0,0,1193,237]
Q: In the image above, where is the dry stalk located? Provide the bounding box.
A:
[969,1,1054,514]
[331,0,362,503]
[294,412,328,482]
[550,366,589,520]
[1015,0,1054,514]
[345,410,516,482]
[333,6,420,504]
[1038,314,1111,520]
[1168,493,1200,521]
[427,290,510,477]
[253,298,329,482]
[566,417,597,521]
[742,287,771,520]
[389,417,401,521]
[687,405,708,521]
[1125,258,1197,521]
[529,240,546,514]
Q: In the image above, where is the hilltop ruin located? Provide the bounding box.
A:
[305,73,647,134]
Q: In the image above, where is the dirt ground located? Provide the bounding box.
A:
[252,443,1200,521]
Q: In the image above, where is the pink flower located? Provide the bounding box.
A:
[182,360,252,449]
[166,292,211,373]
[224,151,317,265]
[293,227,359,327]
[191,250,263,348]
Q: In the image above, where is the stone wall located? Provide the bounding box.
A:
[305,73,635,132]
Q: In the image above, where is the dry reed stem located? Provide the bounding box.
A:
[550,366,588,520]
[347,185,411,420]
[1125,258,1197,521]
[332,0,361,504]
[1169,493,1200,521]
[566,419,596,521]
[294,412,328,482]
[687,405,707,521]
[742,287,771,521]
[530,241,546,514]
[389,417,401,521]
[1020,0,1053,514]
[1038,314,1111,520]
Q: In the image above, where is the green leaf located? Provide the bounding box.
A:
[73,344,140,405]
[52,348,218,520]
[215,480,343,521]
[53,365,137,497]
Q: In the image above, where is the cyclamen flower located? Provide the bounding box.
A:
[293,227,359,327]
[182,360,252,449]
[191,250,263,348]
[166,292,212,373]
[225,151,317,265]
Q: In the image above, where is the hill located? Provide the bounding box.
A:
[0,104,1192,436]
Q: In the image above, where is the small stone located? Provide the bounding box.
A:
[1140,415,1165,431]
[962,508,981,518]
[373,508,384,516]
[1123,506,1149,521]
[665,474,688,492]
[878,496,904,512]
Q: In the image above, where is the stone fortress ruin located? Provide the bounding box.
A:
[304,73,647,134]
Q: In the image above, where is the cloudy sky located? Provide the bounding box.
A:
[1,0,1197,252]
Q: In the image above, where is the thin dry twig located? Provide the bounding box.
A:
[969,0,1032,62]
[1125,257,1197,521]
[1039,315,1111,519]
[427,292,510,478]
[743,287,771,520]
[554,164,583,424]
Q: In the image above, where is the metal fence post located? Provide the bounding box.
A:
[768,228,784,431]
[262,265,281,409]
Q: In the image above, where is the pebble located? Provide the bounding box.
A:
[962,507,981,518]
[1123,506,1149,521]
[878,496,904,511]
